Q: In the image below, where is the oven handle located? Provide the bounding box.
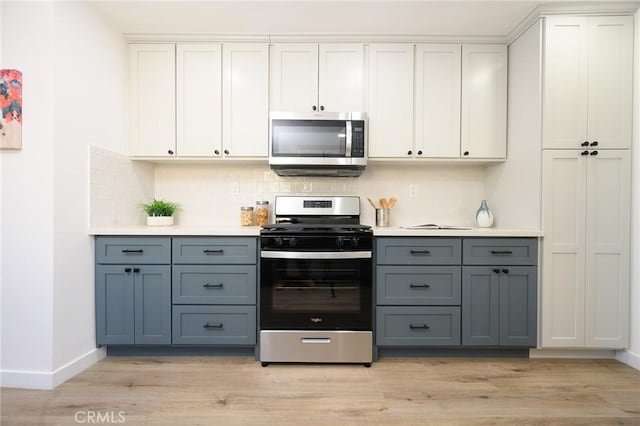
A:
[261,251,372,260]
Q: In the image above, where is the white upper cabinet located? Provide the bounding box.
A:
[461,44,507,159]
[129,44,176,157]
[367,44,414,158]
[543,16,633,149]
[176,44,222,157]
[414,44,461,158]
[222,43,269,158]
[270,43,364,113]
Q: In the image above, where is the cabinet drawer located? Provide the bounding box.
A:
[172,265,257,305]
[376,306,461,346]
[172,237,257,264]
[377,266,461,305]
[95,237,171,264]
[172,305,256,345]
[463,238,538,265]
[377,238,461,265]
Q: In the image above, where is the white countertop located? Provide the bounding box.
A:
[90,225,542,238]
[372,226,543,237]
[89,225,261,236]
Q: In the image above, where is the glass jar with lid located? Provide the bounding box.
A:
[255,201,270,227]
[240,206,254,226]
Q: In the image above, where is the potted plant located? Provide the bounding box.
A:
[141,198,180,226]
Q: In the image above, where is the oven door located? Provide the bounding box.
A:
[260,250,372,331]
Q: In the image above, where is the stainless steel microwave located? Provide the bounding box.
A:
[269,112,367,177]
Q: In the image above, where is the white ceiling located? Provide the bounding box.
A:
[88,1,638,38]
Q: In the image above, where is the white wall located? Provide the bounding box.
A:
[0,1,56,386]
[52,2,127,373]
[617,8,640,370]
[1,1,127,389]
[484,19,542,230]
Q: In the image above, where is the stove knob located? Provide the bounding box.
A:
[274,237,284,247]
[288,237,298,248]
[350,237,359,248]
[336,237,344,249]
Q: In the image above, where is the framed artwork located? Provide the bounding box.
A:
[1,69,22,150]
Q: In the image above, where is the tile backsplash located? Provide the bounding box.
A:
[90,148,488,228]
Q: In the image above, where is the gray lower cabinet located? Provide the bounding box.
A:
[461,238,538,347]
[171,237,258,347]
[95,264,171,345]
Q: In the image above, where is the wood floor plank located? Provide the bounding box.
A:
[1,357,638,425]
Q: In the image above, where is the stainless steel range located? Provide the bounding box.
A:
[259,196,373,367]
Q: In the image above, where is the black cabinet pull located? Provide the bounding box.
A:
[133,268,140,273]
[320,105,325,111]
[409,324,430,330]
[463,151,469,156]
[312,105,317,111]
[590,150,598,156]
[214,149,220,155]
[409,250,430,255]
[407,150,412,155]
[124,267,132,273]
[203,323,223,329]
[490,250,513,255]
[203,249,224,255]
[224,149,229,155]
[410,284,431,289]
[590,141,599,147]
[168,149,174,155]
[493,268,500,274]
[122,249,143,253]
[203,283,224,289]
[581,141,589,147]
[417,150,423,155]
[502,268,510,274]
[581,150,589,156]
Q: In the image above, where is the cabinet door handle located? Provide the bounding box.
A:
[224,149,229,155]
[133,268,140,273]
[581,150,589,156]
[122,249,143,253]
[502,268,510,274]
[124,267,132,273]
[417,150,423,155]
[493,268,501,274]
[409,324,430,330]
[590,150,598,156]
[463,151,469,156]
[590,141,598,147]
[203,249,224,255]
[214,149,220,155]
[410,284,431,289]
[320,105,325,111]
[581,141,589,147]
[203,323,223,329]
[490,250,512,255]
[168,149,174,155]
[409,250,430,255]
[203,283,224,289]
[407,150,412,155]
[312,105,317,111]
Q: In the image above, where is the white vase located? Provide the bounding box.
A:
[475,200,494,228]
[146,216,174,226]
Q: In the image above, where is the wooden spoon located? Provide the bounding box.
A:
[379,198,387,209]
[367,198,378,209]
[387,197,398,209]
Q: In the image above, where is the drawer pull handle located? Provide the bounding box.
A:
[133,268,140,273]
[493,268,501,274]
[124,267,132,273]
[409,250,431,255]
[122,249,143,253]
[203,283,224,289]
[409,324,430,330]
[502,268,510,274]
[490,250,513,255]
[203,249,224,255]
[203,323,223,329]
[301,338,332,344]
[410,284,431,289]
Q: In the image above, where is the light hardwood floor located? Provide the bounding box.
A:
[1,357,639,425]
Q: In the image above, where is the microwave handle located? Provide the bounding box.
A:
[345,121,352,158]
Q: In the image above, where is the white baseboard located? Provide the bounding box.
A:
[615,349,640,371]
[529,348,617,359]
[1,347,106,390]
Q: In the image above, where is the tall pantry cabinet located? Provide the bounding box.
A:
[540,15,633,349]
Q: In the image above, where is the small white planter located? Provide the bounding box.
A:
[146,216,174,226]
